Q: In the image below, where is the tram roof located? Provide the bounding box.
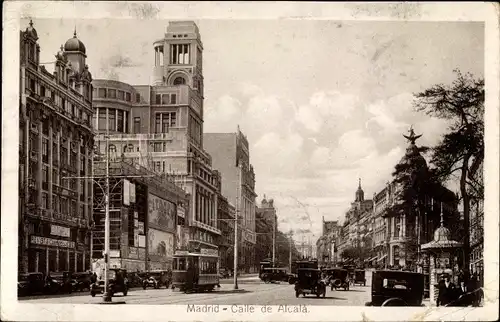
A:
[173,252,219,258]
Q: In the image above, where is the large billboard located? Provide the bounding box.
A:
[148,194,176,231]
[148,228,175,258]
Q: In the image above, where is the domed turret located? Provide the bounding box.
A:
[64,29,86,54]
[25,20,38,40]
[55,44,66,61]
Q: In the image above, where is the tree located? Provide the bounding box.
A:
[413,69,484,277]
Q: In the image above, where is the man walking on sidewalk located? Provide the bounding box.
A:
[437,273,455,307]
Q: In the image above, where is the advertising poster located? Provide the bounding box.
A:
[130,183,136,204]
[123,180,130,206]
[148,229,175,258]
[138,222,144,234]
[138,235,146,248]
[148,194,176,231]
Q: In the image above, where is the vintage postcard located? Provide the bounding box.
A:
[1,1,499,321]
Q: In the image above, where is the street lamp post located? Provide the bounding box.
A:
[233,163,242,290]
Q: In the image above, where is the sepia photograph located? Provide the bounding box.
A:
[1,2,499,321]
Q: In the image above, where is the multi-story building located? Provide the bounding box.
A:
[217,191,236,271]
[203,127,258,273]
[316,218,340,267]
[19,21,94,274]
[469,158,483,282]
[91,160,189,271]
[92,21,221,261]
[255,197,277,265]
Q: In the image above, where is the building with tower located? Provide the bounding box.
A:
[92,21,221,266]
[19,20,94,274]
[316,218,340,267]
[203,128,258,273]
[255,197,277,265]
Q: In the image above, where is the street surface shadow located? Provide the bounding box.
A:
[344,289,366,293]
[215,289,251,295]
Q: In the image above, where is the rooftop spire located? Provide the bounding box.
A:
[29,19,33,27]
[358,178,361,188]
[73,26,77,38]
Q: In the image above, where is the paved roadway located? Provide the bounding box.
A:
[19,275,372,306]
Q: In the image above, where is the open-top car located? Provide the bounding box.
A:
[365,270,425,306]
[324,268,350,291]
[353,269,367,286]
[142,270,171,289]
[90,268,129,297]
[260,268,289,283]
[294,268,327,298]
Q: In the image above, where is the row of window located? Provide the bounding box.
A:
[189,115,202,147]
[95,108,130,133]
[154,93,178,105]
[200,257,218,274]
[26,75,92,125]
[94,87,134,102]
[154,112,177,133]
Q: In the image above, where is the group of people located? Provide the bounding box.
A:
[437,272,483,307]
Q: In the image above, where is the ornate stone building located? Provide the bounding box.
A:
[92,21,221,262]
[19,21,94,273]
[255,197,277,265]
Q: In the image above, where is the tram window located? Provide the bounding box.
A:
[175,258,186,270]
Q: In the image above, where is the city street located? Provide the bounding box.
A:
[19,275,371,306]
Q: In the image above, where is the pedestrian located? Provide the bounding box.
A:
[467,273,481,307]
[455,279,470,306]
[437,273,456,307]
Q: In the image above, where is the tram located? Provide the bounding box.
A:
[171,250,220,293]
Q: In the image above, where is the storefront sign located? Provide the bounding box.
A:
[50,224,70,238]
[200,248,218,256]
[148,194,176,231]
[138,235,146,248]
[30,235,75,248]
[110,250,121,258]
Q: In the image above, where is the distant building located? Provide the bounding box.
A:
[255,197,277,265]
[217,193,236,271]
[19,20,94,274]
[203,129,258,273]
[92,21,222,263]
[316,218,340,267]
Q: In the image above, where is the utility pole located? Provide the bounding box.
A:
[289,230,293,272]
[272,210,276,266]
[102,128,112,302]
[233,163,241,290]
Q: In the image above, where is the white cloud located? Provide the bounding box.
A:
[204,95,242,133]
[295,91,361,133]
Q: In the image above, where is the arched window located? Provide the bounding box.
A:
[173,77,186,85]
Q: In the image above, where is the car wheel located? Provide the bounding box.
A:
[123,288,128,296]
[295,291,299,298]
[322,291,326,298]
[143,285,147,290]
[91,291,95,297]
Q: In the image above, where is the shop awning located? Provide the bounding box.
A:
[377,254,387,262]
[366,256,378,262]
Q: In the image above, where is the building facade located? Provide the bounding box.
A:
[91,160,189,271]
[255,197,277,265]
[203,128,258,273]
[19,21,94,274]
[217,193,236,271]
[92,21,221,261]
[316,218,340,267]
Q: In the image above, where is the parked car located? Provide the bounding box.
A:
[18,272,46,296]
[72,272,93,292]
[260,268,289,283]
[365,270,425,306]
[142,270,171,289]
[46,271,72,294]
[353,269,367,286]
[90,268,129,297]
[219,268,230,279]
[294,268,327,298]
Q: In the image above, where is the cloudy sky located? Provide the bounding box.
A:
[25,16,484,240]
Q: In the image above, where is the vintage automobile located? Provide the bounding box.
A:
[18,272,46,296]
[90,268,129,297]
[294,268,327,298]
[324,268,350,291]
[71,272,93,292]
[219,268,230,279]
[143,270,172,289]
[365,270,425,306]
[46,271,73,294]
[353,269,367,286]
[260,268,289,283]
